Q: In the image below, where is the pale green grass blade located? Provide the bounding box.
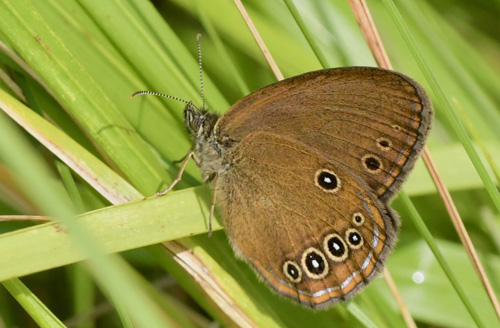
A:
[0,89,141,203]
[56,160,86,212]
[145,245,226,326]
[346,303,380,328]
[0,186,219,281]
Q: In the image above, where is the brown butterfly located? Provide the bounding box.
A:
[133,50,432,309]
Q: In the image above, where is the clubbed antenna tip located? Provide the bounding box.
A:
[129,34,206,109]
[129,90,190,104]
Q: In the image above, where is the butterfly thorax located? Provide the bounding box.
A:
[184,103,226,183]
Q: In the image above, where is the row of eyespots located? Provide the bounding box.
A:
[362,135,395,175]
[283,216,365,283]
[313,152,382,177]
[314,136,394,183]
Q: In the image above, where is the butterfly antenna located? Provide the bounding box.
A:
[197,33,205,111]
[131,34,205,109]
[130,90,190,104]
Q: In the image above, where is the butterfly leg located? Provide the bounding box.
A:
[156,150,198,196]
[208,176,218,238]
[172,148,201,166]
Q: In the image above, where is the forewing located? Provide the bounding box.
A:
[216,67,432,200]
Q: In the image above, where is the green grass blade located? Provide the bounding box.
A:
[0,96,187,328]
[381,0,500,216]
[2,278,66,328]
[399,191,485,327]
[0,89,142,203]
[194,0,251,97]
[1,0,499,326]
[0,186,218,280]
[282,0,330,68]
[0,0,171,196]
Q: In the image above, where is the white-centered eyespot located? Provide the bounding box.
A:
[283,260,302,283]
[345,228,364,250]
[315,169,341,193]
[301,247,329,279]
[323,233,348,262]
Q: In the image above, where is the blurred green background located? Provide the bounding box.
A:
[0,0,499,327]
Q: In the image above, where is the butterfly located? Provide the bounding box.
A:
[133,55,432,309]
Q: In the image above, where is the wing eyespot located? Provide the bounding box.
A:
[301,247,329,279]
[361,154,383,174]
[352,212,365,226]
[392,124,402,132]
[283,260,302,283]
[323,233,348,262]
[345,228,364,250]
[376,137,392,151]
[315,169,341,193]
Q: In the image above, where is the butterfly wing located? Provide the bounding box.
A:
[216,67,432,201]
[215,131,398,308]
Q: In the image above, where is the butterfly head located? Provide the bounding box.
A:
[184,102,219,139]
